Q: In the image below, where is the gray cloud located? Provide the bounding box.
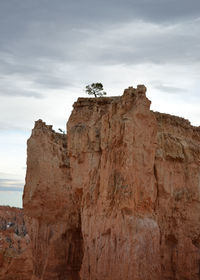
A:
[0,179,24,192]
[0,121,27,131]
[78,19,200,66]
[154,84,188,94]
[0,88,43,98]
[0,187,23,192]
[1,0,200,31]
[0,50,75,91]
[32,75,73,89]
[0,0,199,105]
[1,9,200,75]
[0,0,199,99]
[0,19,199,99]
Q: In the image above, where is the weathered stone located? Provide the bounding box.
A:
[21,85,200,280]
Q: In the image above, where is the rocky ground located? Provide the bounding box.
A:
[0,206,32,280]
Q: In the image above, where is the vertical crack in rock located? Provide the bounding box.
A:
[153,163,159,210]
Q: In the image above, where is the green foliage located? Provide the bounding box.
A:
[85,83,107,98]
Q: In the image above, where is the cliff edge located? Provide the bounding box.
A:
[22,85,200,280]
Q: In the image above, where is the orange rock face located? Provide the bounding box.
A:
[0,206,32,280]
[23,120,83,280]
[23,85,200,280]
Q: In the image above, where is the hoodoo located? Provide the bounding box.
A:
[1,85,200,280]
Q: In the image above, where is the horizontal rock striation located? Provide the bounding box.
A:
[23,85,200,280]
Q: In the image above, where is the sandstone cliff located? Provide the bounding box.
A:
[23,85,200,280]
[0,206,32,280]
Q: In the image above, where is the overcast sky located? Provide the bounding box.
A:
[0,0,200,207]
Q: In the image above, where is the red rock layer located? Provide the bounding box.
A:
[23,85,200,280]
[0,206,32,280]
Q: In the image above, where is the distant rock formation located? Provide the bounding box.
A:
[4,85,200,280]
[0,206,32,280]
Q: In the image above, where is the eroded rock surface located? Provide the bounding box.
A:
[23,85,200,280]
[0,206,32,280]
[23,121,83,280]
[154,112,200,279]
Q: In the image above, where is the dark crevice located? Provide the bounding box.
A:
[153,163,159,211]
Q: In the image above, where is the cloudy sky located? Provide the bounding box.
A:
[0,0,200,208]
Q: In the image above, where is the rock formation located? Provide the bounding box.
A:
[22,85,200,280]
[0,206,32,280]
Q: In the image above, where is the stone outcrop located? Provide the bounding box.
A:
[0,206,32,280]
[23,121,83,280]
[23,85,200,280]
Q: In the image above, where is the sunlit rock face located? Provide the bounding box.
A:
[0,206,33,280]
[23,85,200,280]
